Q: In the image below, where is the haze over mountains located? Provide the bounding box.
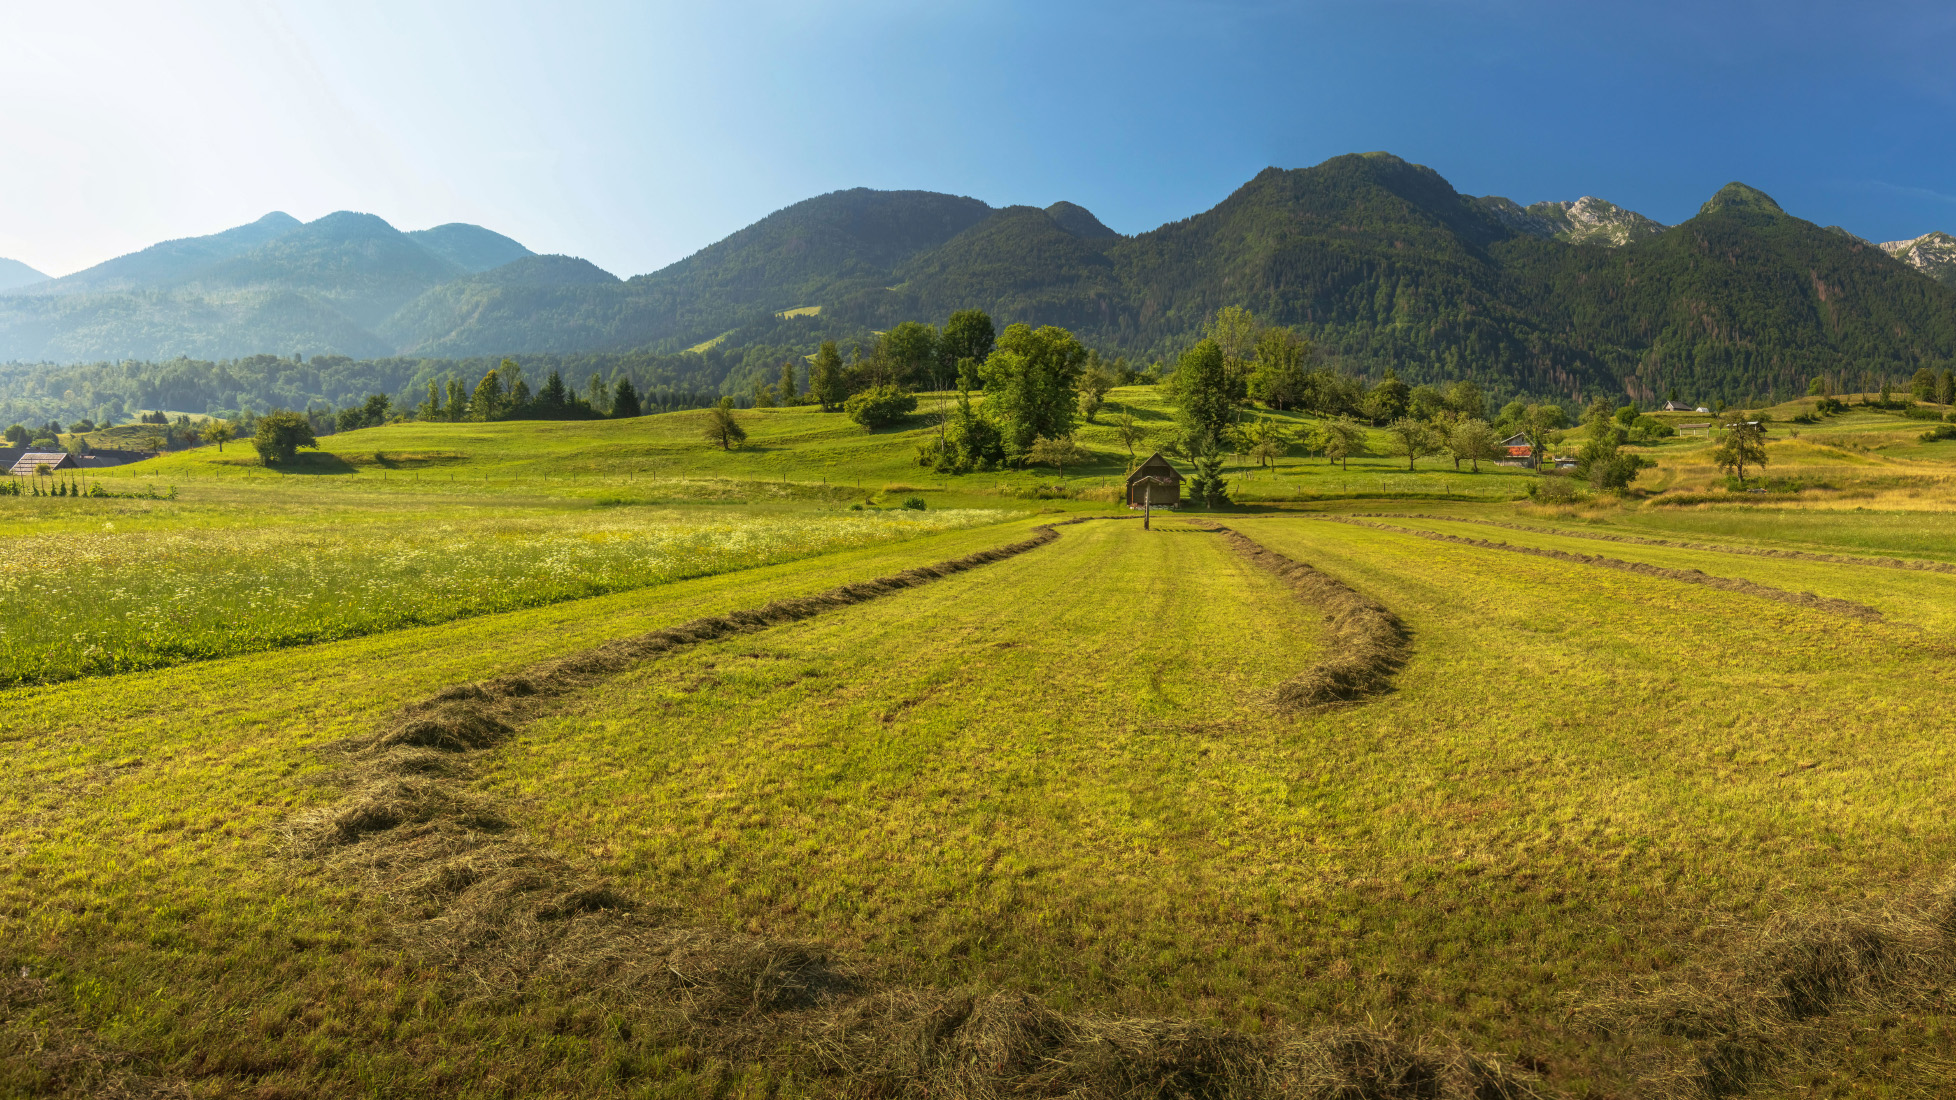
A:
[3,151,1954,408]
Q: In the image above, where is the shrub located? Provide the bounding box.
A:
[1530,474,1581,503]
[901,497,926,511]
[1902,405,1944,421]
[252,411,318,465]
[844,385,917,430]
[1920,424,1956,442]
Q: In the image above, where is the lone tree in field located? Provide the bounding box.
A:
[204,422,236,452]
[1385,418,1439,471]
[1315,416,1367,469]
[1447,419,1499,472]
[1711,415,1768,486]
[251,411,317,465]
[1026,434,1091,480]
[1110,406,1151,472]
[701,397,747,450]
[1242,419,1291,467]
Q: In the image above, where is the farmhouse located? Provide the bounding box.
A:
[1126,452,1183,507]
[8,451,76,477]
[1661,400,1694,411]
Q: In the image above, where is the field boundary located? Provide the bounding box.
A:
[286,517,1544,1099]
[1306,516,1884,622]
[1205,523,1410,710]
[1351,512,1956,574]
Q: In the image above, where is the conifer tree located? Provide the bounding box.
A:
[611,378,641,419]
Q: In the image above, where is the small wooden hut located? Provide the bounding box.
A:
[1125,453,1183,508]
[8,452,76,477]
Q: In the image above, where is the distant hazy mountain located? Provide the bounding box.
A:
[0,258,46,292]
[1478,194,1667,246]
[0,211,532,360]
[379,255,624,356]
[20,212,303,296]
[406,223,534,273]
[1881,231,1956,287]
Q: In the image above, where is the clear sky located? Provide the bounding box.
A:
[4,0,1954,279]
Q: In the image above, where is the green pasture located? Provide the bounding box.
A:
[0,494,1009,688]
[7,404,1956,1097]
[1,520,1052,1097]
[64,387,1538,504]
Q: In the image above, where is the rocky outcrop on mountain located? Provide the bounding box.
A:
[1880,231,1956,287]
[1477,194,1667,246]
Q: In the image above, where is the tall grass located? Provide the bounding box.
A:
[0,508,1005,687]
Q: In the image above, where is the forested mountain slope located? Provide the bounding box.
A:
[4,154,1953,410]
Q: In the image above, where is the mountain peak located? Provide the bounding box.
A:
[1700,182,1784,218]
[1476,194,1666,246]
[408,223,534,273]
[1880,230,1956,286]
[1044,201,1120,239]
[0,257,49,293]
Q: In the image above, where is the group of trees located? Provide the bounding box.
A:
[408,359,646,424]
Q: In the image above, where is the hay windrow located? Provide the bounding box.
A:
[1309,516,1884,622]
[1351,513,1956,575]
[1586,885,1956,1098]
[1204,523,1410,710]
[285,517,1543,1099]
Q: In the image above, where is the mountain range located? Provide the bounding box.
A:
[3,152,1954,408]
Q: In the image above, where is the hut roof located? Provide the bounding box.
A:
[1125,452,1182,486]
[9,452,75,476]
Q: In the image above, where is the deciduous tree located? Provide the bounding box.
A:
[1711,415,1768,486]
[1446,418,1499,472]
[1025,435,1091,479]
[1386,417,1439,470]
[811,341,847,411]
[251,411,317,465]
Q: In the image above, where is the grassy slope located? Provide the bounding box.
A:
[71,387,1542,504]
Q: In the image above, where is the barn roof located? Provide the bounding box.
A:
[9,452,75,476]
[1125,452,1182,485]
[1497,433,1530,447]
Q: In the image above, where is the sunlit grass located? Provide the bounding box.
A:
[0,505,1007,687]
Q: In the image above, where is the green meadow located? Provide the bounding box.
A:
[6,398,1956,1098]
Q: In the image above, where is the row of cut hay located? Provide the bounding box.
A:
[288,518,1546,1099]
[1351,512,1956,574]
[1203,523,1411,711]
[1307,516,1884,623]
[1586,887,1956,1098]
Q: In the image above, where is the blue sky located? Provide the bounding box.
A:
[4,0,1954,278]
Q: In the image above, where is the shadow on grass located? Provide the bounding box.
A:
[273,452,360,475]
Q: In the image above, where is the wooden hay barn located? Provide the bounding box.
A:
[9,452,76,477]
[1126,452,1183,507]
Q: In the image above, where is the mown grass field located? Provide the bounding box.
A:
[6,404,1956,1098]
